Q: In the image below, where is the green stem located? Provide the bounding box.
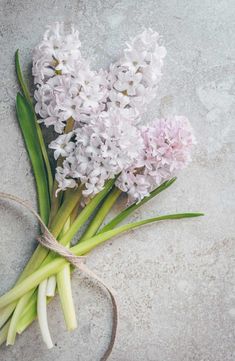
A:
[56,186,121,330]
[55,179,116,248]
[47,198,80,298]
[57,265,77,331]
[16,188,120,334]
[0,246,49,329]
[0,320,10,346]
[0,186,82,330]
[0,178,173,331]
[5,187,82,344]
[48,179,63,228]
[16,186,202,337]
[80,187,121,242]
[0,304,16,330]
[17,293,38,334]
[56,217,77,331]
[24,180,115,323]
[16,203,203,335]
[0,213,203,309]
[49,186,82,237]
[6,290,35,345]
[0,179,115,340]
[4,180,175,330]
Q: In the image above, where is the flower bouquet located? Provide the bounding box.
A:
[0,23,203,358]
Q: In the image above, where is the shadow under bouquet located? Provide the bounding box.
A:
[0,23,203,357]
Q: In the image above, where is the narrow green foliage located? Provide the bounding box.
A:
[0,211,203,309]
[80,187,122,242]
[100,178,177,233]
[18,293,38,334]
[15,50,32,101]
[59,178,117,247]
[0,179,116,332]
[7,208,204,337]
[16,93,50,224]
[49,186,83,238]
[15,50,53,198]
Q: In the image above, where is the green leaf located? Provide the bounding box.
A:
[14,209,202,333]
[83,212,204,256]
[79,187,122,242]
[16,93,50,224]
[12,209,204,336]
[59,178,117,247]
[15,50,31,102]
[0,212,204,309]
[99,178,177,233]
[15,50,53,199]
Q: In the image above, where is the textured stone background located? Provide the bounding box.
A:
[0,0,235,360]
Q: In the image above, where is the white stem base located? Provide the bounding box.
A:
[37,280,53,349]
[46,276,56,297]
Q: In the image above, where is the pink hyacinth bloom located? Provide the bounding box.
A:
[116,116,196,203]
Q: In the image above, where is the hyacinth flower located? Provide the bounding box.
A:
[0,23,203,351]
[33,22,108,133]
[117,116,196,202]
[107,28,167,123]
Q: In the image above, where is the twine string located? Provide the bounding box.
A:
[0,192,117,361]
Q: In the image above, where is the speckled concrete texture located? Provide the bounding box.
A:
[0,0,235,360]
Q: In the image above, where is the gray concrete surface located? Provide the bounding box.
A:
[0,0,235,360]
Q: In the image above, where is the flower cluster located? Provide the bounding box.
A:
[34,23,195,202]
[50,108,143,196]
[107,29,167,123]
[116,116,196,202]
[33,23,108,133]
[33,22,82,83]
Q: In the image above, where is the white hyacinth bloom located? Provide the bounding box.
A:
[107,28,167,123]
[33,23,108,133]
[54,108,144,196]
[33,22,82,84]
